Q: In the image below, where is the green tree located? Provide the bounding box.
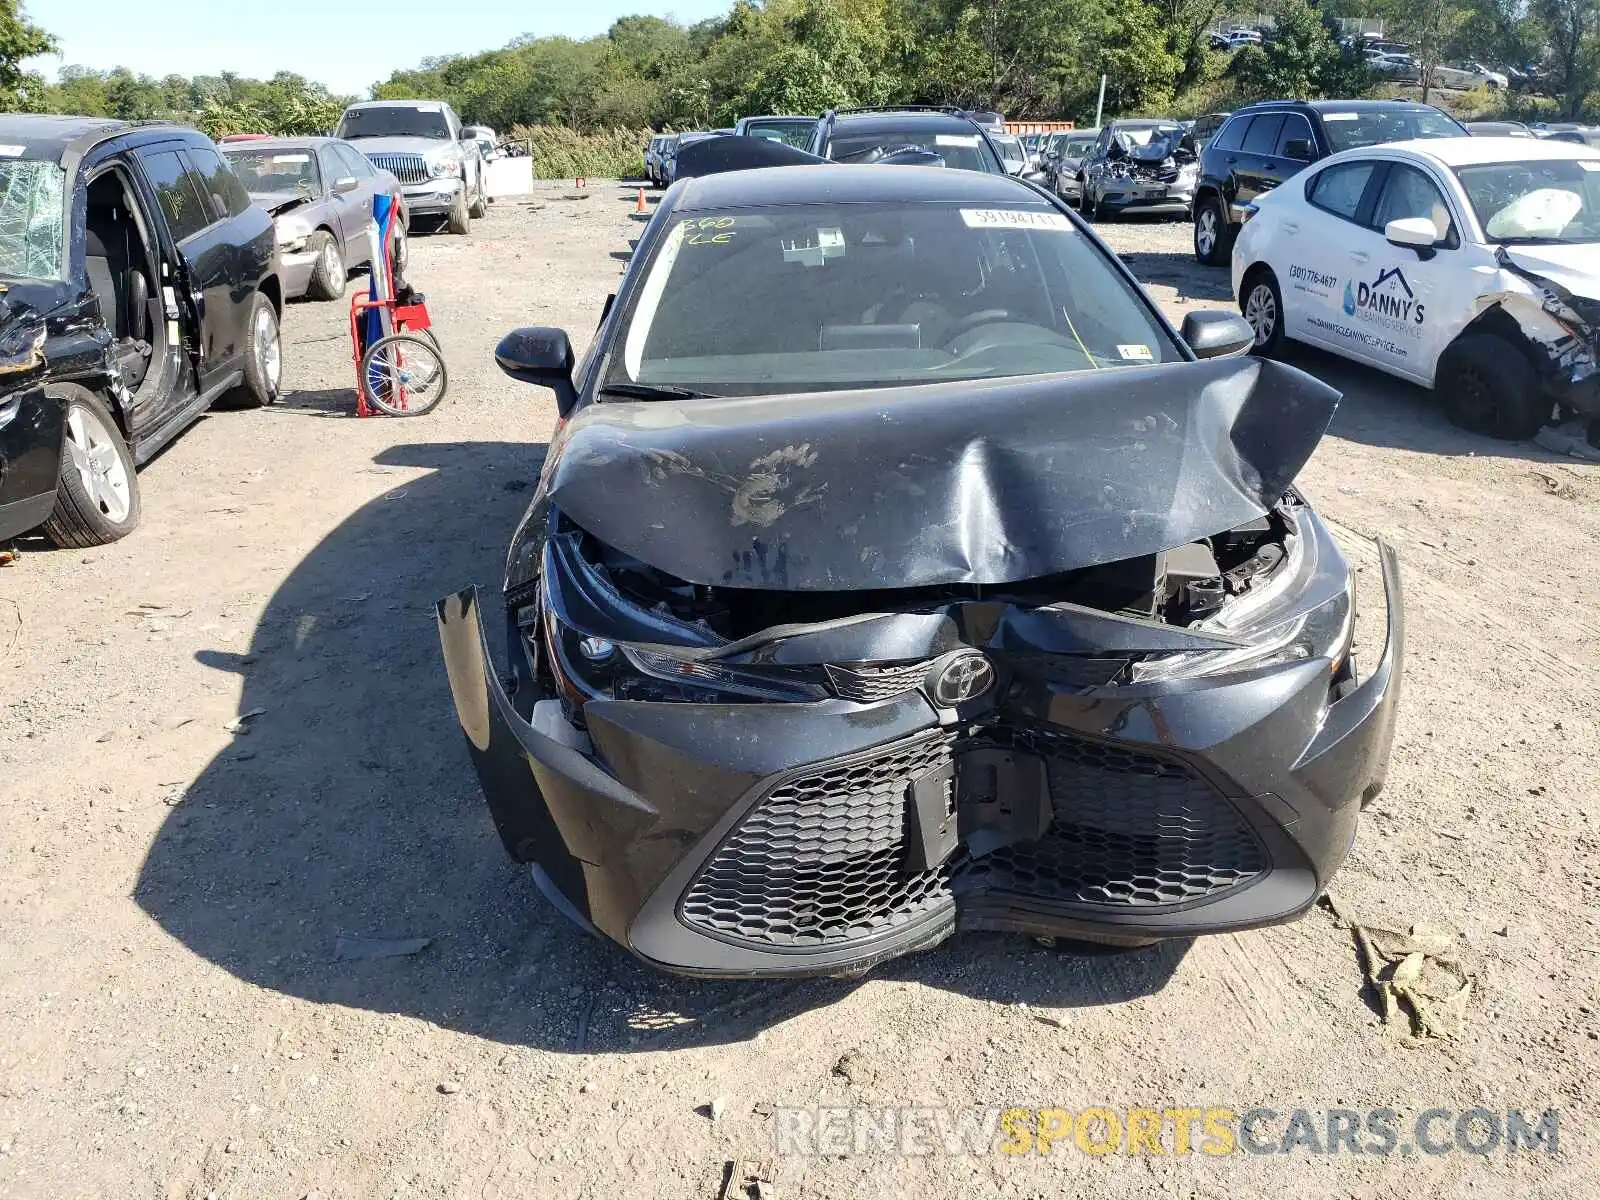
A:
[0,1,56,110]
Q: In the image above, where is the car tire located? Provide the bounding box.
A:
[227,293,282,408]
[1194,195,1232,266]
[468,176,488,219]
[40,384,141,549]
[304,231,346,301]
[446,190,471,235]
[1241,267,1286,358]
[1437,334,1551,440]
[1080,185,1097,221]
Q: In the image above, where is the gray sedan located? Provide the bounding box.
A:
[221,137,406,300]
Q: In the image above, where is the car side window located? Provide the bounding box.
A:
[1370,164,1458,246]
[137,148,216,242]
[1274,114,1315,159]
[1211,116,1249,153]
[1242,115,1284,155]
[344,145,378,179]
[184,147,253,219]
[1307,161,1377,222]
[330,144,363,181]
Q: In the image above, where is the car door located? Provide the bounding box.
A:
[321,144,368,255]
[1356,161,1464,379]
[1231,113,1284,211]
[130,145,237,397]
[1267,112,1317,191]
[336,144,385,253]
[1280,158,1385,350]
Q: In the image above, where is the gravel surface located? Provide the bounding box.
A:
[1,184,1596,1199]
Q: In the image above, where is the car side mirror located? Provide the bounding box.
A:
[1283,139,1314,161]
[1181,310,1256,359]
[496,326,578,417]
[334,176,359,194]
[1386,216,1439,259]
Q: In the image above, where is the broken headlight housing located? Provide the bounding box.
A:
[1131,507,1354,683]
[542,612,825,706]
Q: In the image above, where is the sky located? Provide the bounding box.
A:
[26,0,730,97]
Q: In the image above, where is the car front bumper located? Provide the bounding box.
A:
[401,177,464,216]
[437,545,1403,979]
[1098,181,1196,215]
[0,382,63,541]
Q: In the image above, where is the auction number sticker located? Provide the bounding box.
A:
[1322,113,1359,121]
[1579,161,1600,172]
[960,208,1074,231]
[0,144,24,158]
[678,215,737,245]
[936,134,982,147]
[1117,344,1154,361]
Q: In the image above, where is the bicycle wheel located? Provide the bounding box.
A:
[360,333,448,416]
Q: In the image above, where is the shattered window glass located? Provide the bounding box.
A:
[0,160,67,282]
[1455,159,1600,243]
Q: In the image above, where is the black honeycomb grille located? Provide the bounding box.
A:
[678,725,1268,951]
[679,733,955,947]
[823,661,929,703]
[951,727,1267,906]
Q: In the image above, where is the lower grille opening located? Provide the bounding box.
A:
[678,725,1269,951]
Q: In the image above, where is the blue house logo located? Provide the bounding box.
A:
[1342,280,1356,316]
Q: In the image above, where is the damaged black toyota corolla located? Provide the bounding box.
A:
[438,164,1404,979]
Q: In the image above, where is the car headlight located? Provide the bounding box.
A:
[541,610,825,707]
[1177,162,1200,183]
[275,216,313,254]
[1131,507,1355,683]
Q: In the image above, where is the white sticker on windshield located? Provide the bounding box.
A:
[1322,113,1359,121]
[1118,344,1154,361]
[960,208,1074,231]
[936,134,981,147]
[0,144,24,158]
[269,154,311,165]
[1579,160,1600,171]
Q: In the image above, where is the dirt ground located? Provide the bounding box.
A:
[2,182,1597,1200]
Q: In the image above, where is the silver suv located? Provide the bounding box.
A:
[335,100,487,234]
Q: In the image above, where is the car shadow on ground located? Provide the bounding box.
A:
[134,438,1188,1055]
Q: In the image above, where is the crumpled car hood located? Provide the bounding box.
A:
[250,190,312,216]
[545,357,1340,591]
[1503,243,1600,301]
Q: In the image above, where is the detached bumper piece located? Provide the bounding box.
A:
[437,544,1404,979]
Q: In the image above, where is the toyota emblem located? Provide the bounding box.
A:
[927,651,996,707]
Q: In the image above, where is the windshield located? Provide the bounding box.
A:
[221,148,321,195]
[827,128,1003,173]
[1111,125,1185,158]
[337,106,450,140]
[0,160,66,282]
[995,137,1025,167]
[604,201,1180,398]
[1320,108,1462,151]
[743,120,816,148]
[1064,133,1097,157]
[1455,159,1600,243]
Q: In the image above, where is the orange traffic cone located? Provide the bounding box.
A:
[636,188,646,212]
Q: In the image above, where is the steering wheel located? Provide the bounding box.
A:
[943,309,1014,341]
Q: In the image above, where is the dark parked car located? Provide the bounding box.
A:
[734,116,818,148]
[221,137,405,300]
[0,116,281,548]
[1078,119,1198,220]
[808,107,1006,173]
[437,163,1403,979]
[1191,99,1465,265]
[1188,111,1232,151]
[1044,128,1100,201]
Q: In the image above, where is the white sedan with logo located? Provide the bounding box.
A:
[1232,136,1600,439]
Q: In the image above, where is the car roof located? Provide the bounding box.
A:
[343,99,449,110]
[741,115,815,124]
[827,112,985,136]
[674,163,1045,210]
[0,113,134,157]
[1371,135,1600,167]
[1239,99,1445,116]
[1108,118,1180,128]
[219,136,338,150]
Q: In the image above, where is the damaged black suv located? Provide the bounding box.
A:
[438,164,1404,979]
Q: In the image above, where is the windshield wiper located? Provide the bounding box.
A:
[598,382,717,400]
